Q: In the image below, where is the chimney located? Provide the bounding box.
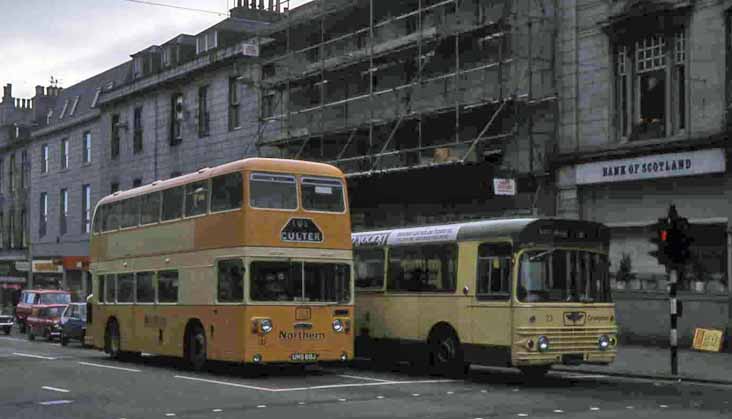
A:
[35,85,45,97]
[268,0,273,11]
[250,0,256,9]
[259,0,265,10]
[2,83,11,102]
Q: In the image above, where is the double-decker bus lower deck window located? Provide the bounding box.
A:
[250,261,302,302]
[387,244,457,292]
[158,270,179,303]
[218,259,244,302]
[136,272,155,303]
[355,248,385,289]
[104,275,116,303]
[117,273,134,303]
[97,275,105,302]
[162,186,184,221]
[476,243,512,300]
[249,172,297,210]
[185,180,209,217]
[211,172,242,212]
[301,177,345,212]
[304,263,351,303]
[518,249,611,303]
[140,192,161,225]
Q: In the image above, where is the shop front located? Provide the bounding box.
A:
[0,260,27,311]
[31,259,64,290]
[61,256,91,302]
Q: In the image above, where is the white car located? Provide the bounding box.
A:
[0,312,14,335]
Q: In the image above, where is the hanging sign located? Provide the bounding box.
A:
[493,178,517,196]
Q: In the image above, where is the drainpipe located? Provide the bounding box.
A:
[727,225,732,352]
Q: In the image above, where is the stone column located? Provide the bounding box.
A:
[556,165,580,220]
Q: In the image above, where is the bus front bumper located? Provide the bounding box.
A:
[242,349,354,365]
[513,350,617,366]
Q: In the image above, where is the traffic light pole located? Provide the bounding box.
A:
[669,268,678,376]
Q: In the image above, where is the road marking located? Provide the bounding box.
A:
[257,405,267,408]
[590,407,600,411]
[175,375,453,392]
[338,374,392,382]
[564,374,608,379]
[212,409,223,412]
[175,376,279,392]
[517,414,529,417]
[13,352,57,360]
[165,413,176,417]
[376,396,384,399]
[0,336,31,343]
[38,400,73,406]
[626,406,634,409]
[42,386,70,393]
[553,409,564,413]
[298,402,306,405]
[78,362,141,372]
[659,405,668,408]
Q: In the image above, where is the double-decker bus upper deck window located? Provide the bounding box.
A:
[102,203,120,232]
[93,206,104,233]
[250,261,303,302]
[249,172,297,210]
[136,272,155,303]
[304,263,351,303]
[117,273,134,303]
[387,244,457,292]
[217,259,244,302]
[476,243,513,301]
[211,172,243,212]
[140,192,161,225]
[301,176,345,212]
[355,248,385,289]
[104,275,116,303]
[161,186,184,221]
[518,249,611,303]
[185,180,209,217]
[158,270,179,303]
[120,197,140,229]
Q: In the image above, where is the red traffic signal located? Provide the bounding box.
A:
[660,230,668,242]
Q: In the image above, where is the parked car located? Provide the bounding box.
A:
[0,309,13,335]
[15,290,71,333]
[59,303,87,346]
[27,305,67,342]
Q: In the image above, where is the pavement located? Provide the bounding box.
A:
[2,328,732,419]
[554,344,732,384]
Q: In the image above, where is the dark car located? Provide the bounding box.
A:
[0,309,13,335]
[16,290,71,333]
[27,305,67,342]
[59,303,87,346]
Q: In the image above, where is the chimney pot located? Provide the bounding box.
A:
[259,0,265,10]
[35,85,44,97]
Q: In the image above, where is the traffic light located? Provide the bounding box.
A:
[665,211,693,266]
[649,216,671,267]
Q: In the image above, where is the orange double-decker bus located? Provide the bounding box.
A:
[86,158,353,370]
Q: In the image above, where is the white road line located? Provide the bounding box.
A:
[0,336,31,343]
[12,352,57,360]
[78,362,141,372]
[553,409,564,413]
[517,414,529,417]
[338,398,347,402]
[564,374,608,379]
[212,409,223,412]
[376,396,384,399]
[38,400,73,406]
[257,405,267,408]
[338,374,392,382]
[589,407,600,411]
[42,386,70,393]
[175,375,453,393]
[165,413,176,417]
[659,405,668,408]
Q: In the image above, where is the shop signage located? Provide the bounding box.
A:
[32,260,63,273]
[575,148,726,185]
[15,261,30,272]
[242,43,259,57]
[493,178,517,196]
[352,231,390,248]
[692,328,724,352]
[0,276,26,284]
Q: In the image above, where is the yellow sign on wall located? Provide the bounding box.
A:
[692,328,724,352]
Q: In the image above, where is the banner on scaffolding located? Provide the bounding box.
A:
[493,178,516,196]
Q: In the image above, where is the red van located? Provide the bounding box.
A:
[15,290,71,333]
[26,305,67,341]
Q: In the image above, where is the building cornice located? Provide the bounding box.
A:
[30,111,100,139]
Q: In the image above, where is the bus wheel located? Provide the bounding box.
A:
[105,319,121,359]
[429,328,466,378]
[519,365,550,379]
[186,323,207,371]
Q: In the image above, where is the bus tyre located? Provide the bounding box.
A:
[186,323,207,371]
[105,319,121,359]
[519,365,550,379]
[429,328,466,378]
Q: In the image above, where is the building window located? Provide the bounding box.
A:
[91,88,101,109]
[83,131,92,164]
[133,106,143,153]
[41,144,49,174]
[39,192,48,237]
[229,77,241,130]
[20,150,27,189]
[9,154,15,193]
[82,184,91,234]
[171,93,183,145]
[195,31,218,55]
[8,209,14,249]
[133,178,142,188]
[0,212,4,249]
[61,138,69,169]
[60,188,68,235]
[262,92,277,118]
[111,114,120,159]
[0,159,4,194]
[615,29,687,141]
[69,96,80,117]
[198,85,210,137]
[110,182,119,194]
[59,99,69,119]
[21,208,27,247]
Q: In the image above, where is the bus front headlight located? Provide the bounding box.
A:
[260,319,273,335]
[332,319,344,333]
[537,335,550,352]
[598,335,610,350]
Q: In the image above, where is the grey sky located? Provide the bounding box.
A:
[0,0,312,99]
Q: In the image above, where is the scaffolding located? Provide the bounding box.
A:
[254,0,559,178]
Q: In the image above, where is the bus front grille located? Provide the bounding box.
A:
[516,326,618,353]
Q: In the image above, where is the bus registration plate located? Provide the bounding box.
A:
[290,352,319,362]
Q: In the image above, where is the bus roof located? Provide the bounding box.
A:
[352,218,609,248]
[96,158,345,206]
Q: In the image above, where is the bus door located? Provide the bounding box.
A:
[132,271,158,351]
[469,242,513,365]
